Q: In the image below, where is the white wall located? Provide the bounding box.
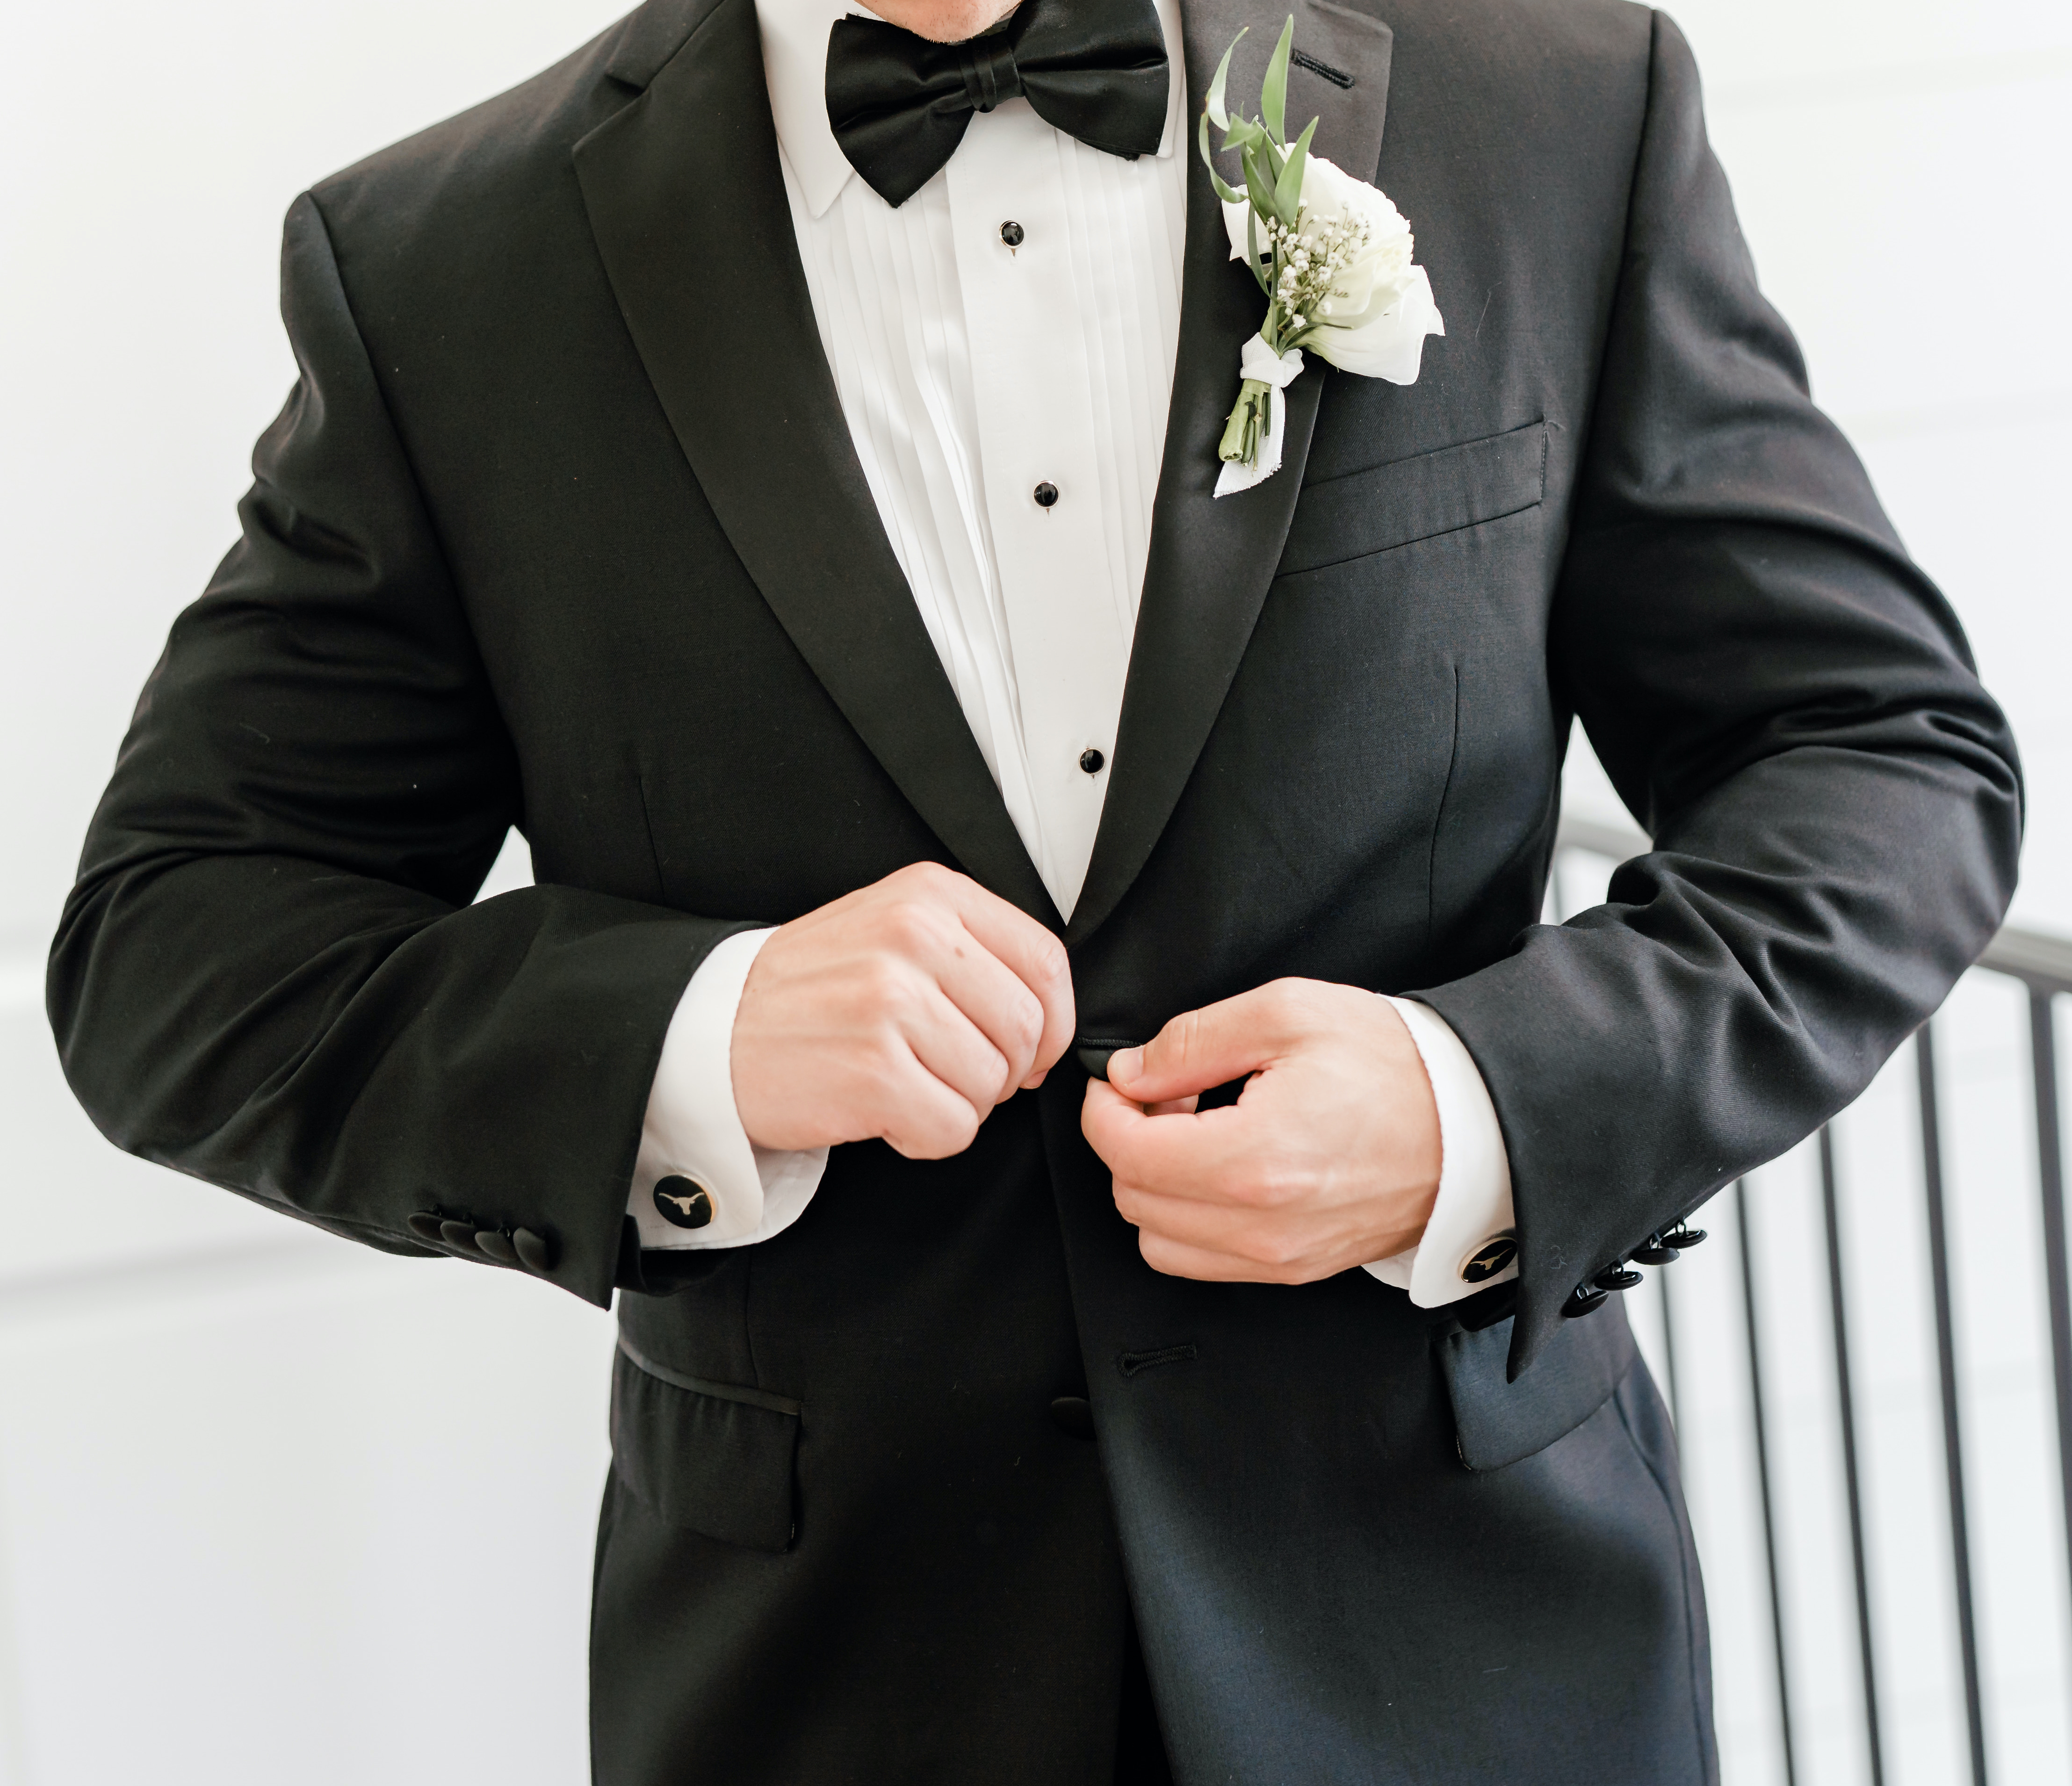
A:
[0,3,2066,1782]
[1558,0,2072,931]
[0,7,632,1783]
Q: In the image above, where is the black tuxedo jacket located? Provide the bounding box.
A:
[52,0,2019,1779]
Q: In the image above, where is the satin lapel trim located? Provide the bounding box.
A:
[574,0,1058,924]
[1066,0,1394,945]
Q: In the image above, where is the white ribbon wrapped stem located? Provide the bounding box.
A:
[1213,335,1307,498]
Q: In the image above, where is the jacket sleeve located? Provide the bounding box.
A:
[1413,12,2023,1376]
[47,192,747,1308]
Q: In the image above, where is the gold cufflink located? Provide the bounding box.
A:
[653,1175,715,1230]
[1459,1230,1518,1284]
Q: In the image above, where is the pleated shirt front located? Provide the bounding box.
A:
[758,0,1189,918]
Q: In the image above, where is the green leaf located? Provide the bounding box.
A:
[1242,144,1277,225]
[1197,112,1243,202]
[1220,116,1265,153]
[1261,14,1294,146]
[1273,115,1316,226]
[1205,27,1245,131]
[1246,205,1270,294]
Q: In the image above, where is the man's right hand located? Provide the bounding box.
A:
[730,863,1075,1159]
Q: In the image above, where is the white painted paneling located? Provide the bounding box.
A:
[0,1249,614,1786]
[1,7,627,1780]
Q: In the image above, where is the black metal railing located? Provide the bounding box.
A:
[1554,817,2072,1786]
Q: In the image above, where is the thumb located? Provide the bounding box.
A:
[1109,990,1279,1104]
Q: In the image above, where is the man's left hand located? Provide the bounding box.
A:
[1081,980,1442,1283]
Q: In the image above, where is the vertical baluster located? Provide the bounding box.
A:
[2029,988,2072,1700]
[1657,1258,1682,1428]
[1917,1022,1989,1786]
[1820,1126,1885,1786]
[1738,1177,1799,1786]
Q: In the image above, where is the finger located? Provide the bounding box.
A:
[1107,981,1312,1104]
[1083,1080,1263,1203]
[1081,1074,1154,1167]
[900,983,1017,1117]
[1113,1182,1316,1268]
[930,932,1050,1096]
[942,880,1076,1080]
[874,1046,987,1160]
[1132,1226,1305,1284]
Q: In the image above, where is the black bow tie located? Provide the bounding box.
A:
[825,0,1170,209]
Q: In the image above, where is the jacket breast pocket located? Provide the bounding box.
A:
[1280,419,1548,577]
[609,1335,801,1553]
[1438,1298,1637,1471]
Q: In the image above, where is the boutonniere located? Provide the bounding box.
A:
[1200,17,1444,497]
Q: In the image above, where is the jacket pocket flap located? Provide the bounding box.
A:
[1438,1302,1635,1472]
[610,1336,800,1552]
[1281,419,1547,576]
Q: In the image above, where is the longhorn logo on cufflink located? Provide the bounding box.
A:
[653,1175,715,1230]
[1459,1231,1518,1284]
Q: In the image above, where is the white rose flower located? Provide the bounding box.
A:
[1222,154,1444,385]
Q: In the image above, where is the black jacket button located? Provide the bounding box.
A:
[1049,1395,1095,1440]
[476,1231,519,1266]
[1594,1266,1644,1292]
[405,1212,446,1243]
[1562,1287,1609,1318]
[1662,1224,1708,1250]
[511,1228,552,1274]
[438,1219,481,1253]
[1631,1235,1678,1266]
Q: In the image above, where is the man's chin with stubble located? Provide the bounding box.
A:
[865,0,1022,45]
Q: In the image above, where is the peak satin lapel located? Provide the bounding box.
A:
[574,0,1058,925]
[1066,0,1394,945]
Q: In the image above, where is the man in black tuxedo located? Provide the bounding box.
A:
[51,0,2020,1779]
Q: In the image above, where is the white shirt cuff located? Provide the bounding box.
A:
[1363,995,1517,1307]
[628,928,830,1251]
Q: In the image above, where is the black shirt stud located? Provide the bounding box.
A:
[1079,748,1105,775]
[1000,220,1025,249]
[1033,481,1059,508]
[654,1174,715,1230]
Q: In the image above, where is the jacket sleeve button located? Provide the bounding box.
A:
[405,1212,446,1243]
[511,1228,553,1274]
[438,1219,482,1253]
[476,1231,519,1266]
